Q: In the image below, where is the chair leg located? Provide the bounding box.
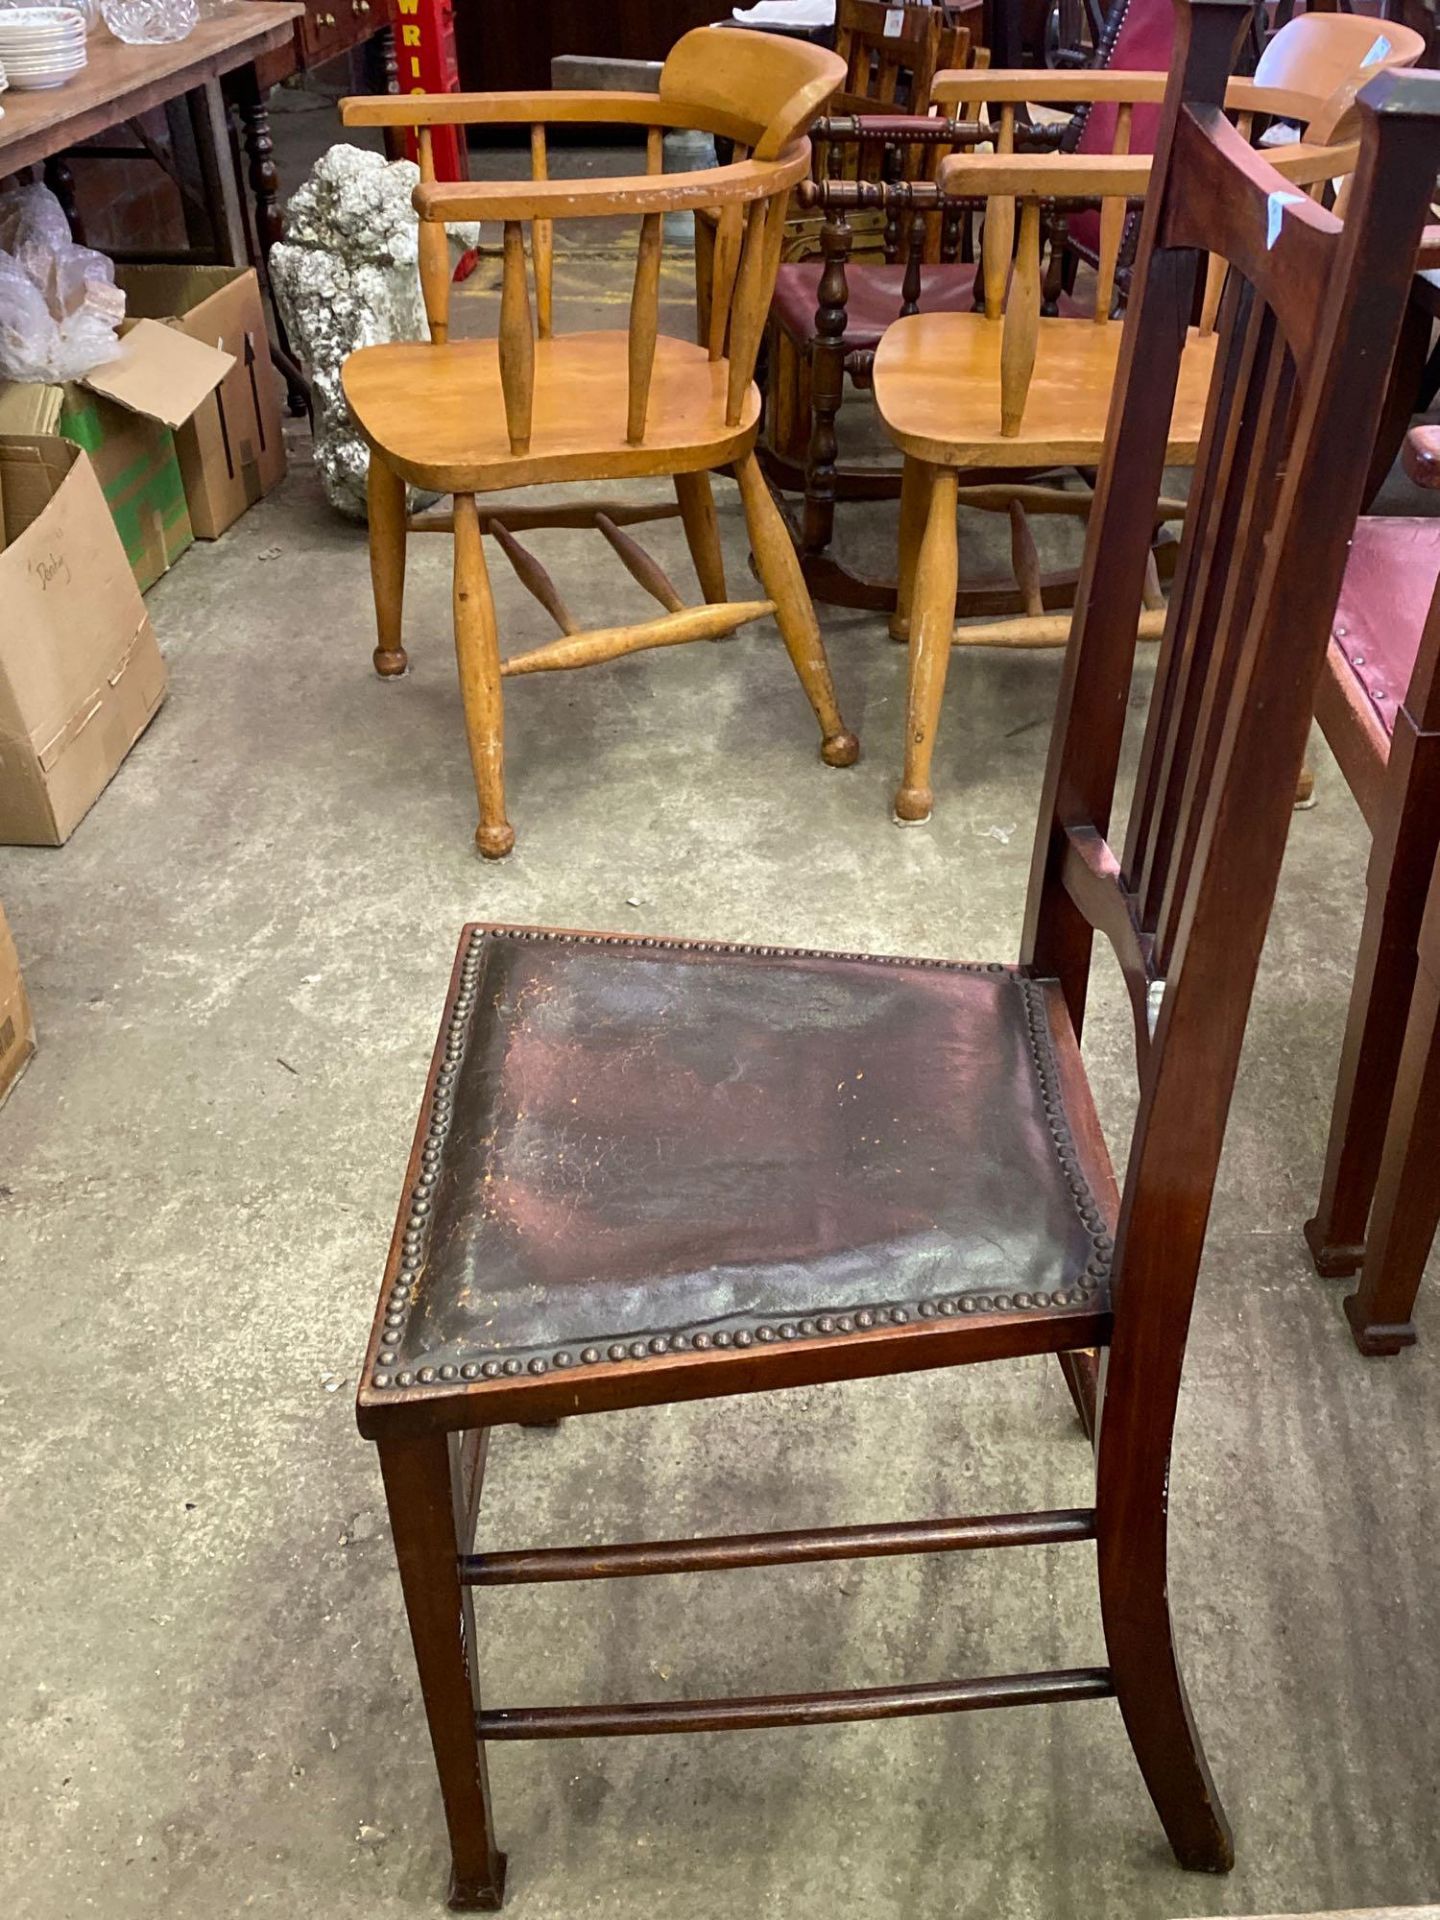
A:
[368,456,408,677]
[452,494,515,860]
[889,454,929,646]
[894,466,959,824]
[378,1433,507,1911]
[1343,958,1440,1355]
[674,470,728,605]
[734,451,859,767]
[1096,1358,1233,1874]
[1304,854,1428,1279]
[1056,1349,1098,1442]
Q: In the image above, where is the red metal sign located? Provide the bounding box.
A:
[394,0,468,182]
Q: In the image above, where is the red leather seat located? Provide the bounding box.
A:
[771,260,980,352]
[1329,516,1440,746]
[771,260,1089,353]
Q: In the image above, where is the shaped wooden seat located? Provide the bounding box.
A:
[874,308,1218,467]
[344,333,761,495]
[339,30,857,861]
[355,14,1440,1905]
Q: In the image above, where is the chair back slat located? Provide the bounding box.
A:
[999,200,1041,437]
[416,128,451,344]
[981,103,1016,322]
[1092,99,1133,319]
[498,221,535,455]
[707,199,745,360]
[1020,0,1440,1372]
[1124,271,1270,925]
[530,125,554,340]
[1149,311,1297,969]
[627,212,664,444]
[726,196,785,426]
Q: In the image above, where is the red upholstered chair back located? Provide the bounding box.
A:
[1078,0,1176,160]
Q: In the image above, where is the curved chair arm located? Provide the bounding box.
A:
[415,146,812,225]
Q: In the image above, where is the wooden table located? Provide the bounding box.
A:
[0,5,305,390]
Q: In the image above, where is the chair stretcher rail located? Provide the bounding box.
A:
[475,1668,1115,1739]
[459,1507,1097,1585]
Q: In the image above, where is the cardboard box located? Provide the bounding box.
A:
[116,266,286,539]
[0,435,168,845]
[0,900,35,1107]
[0,318,232,592]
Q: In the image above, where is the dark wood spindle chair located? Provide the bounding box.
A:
[338,31,857,861]
[354,6,1440,1904]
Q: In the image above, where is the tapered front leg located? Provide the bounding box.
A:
[378,1432,507,1911]
[889,455,929,645]
[452,494,515,859]
[894,466,959,823]
[674,470,728,604]
[734,451,858,767]
[368,457,408,677]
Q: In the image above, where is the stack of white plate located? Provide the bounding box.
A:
[0,9,89,92]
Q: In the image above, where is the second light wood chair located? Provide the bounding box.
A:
[870,57,1368,821]
[354,6,1440,1903]
[340,31,856,859]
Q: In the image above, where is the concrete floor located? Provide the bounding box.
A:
[3,123,1440,1920]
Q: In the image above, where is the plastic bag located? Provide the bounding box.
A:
[0,184,125,384]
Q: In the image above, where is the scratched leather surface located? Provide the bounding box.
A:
[399,936,1108,1368]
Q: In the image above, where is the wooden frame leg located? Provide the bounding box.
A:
[674,470,728,605]
[734,452,859,767]
[1096,1387,1233,1874]
[894,466,959,824]
[378,1433,507,1911]
[889,454,929,646]
[452,495,515,860]
[1057,1349,1098,1442]
[1304,851,1429,1279]
[1343,956,1440,1355]
[368,457,409,678]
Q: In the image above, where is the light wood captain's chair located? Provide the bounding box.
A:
[870,59,1377,824]
[340,32,856,859]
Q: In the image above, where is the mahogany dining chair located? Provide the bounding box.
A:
[354,4,1440,1903]
[1305,416,1440,1353]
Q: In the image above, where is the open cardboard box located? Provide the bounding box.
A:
[116,266,286,539]
[0,318,233,592]
[0,435,167,845]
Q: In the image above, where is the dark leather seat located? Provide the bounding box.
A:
[366,928,1115,1400]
